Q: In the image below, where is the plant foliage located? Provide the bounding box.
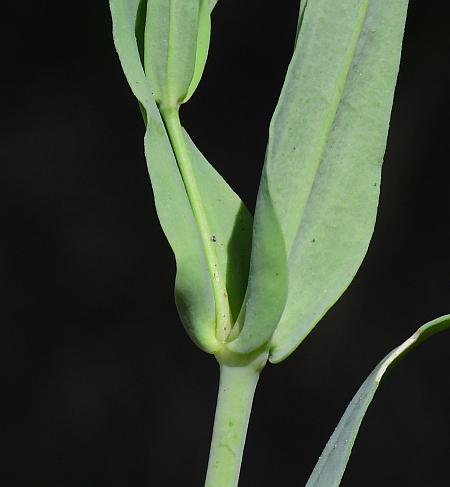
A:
[108,1,448,486]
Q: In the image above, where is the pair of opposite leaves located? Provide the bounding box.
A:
[110,0,409,362]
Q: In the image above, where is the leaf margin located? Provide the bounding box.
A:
[306,314,450,487]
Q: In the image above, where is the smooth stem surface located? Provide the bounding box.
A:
[205,361,261,487]
[161,107,231,341]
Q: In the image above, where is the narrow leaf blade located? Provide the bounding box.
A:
[110,0,252,351]
[267,0,409,362]
[183,0,212,103]
[306,314,450,487]
[144,0,200,106]
[227,169,288,354]
[110,0,216,351]
[184,132,253,324]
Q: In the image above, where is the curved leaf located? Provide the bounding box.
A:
[144,0,200,107]
[306,314,450,487]
[184,0,212,103]
[184,132,253,324]
[266,0,409,362]
[110,0,216,351]
[227,172,288,354]
[109,0,252,351]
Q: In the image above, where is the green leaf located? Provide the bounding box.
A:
[144,0,200,107]
[110,0,215,351]
[109,0,252,351]
[209,0,220,12]
[295,1,308,45]
[306,314,450,487]
[184,132,253,324]
[183,0,212,103]
[227,172,288,354]
[145,118,218,351]
[299,0,307,16]
[264,0,409,362]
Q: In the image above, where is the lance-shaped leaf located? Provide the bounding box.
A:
[184,0,212,102]
[144,0,200,107]
[109,0,252,351]
[306,314,450,487]
[227,172,288,354]
[184,132,253,324]
[259,0,409,362]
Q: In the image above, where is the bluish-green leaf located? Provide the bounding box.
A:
[109,0,252,351]
[143,121,216,349]
[296,0,308,44]
[209,0,219,12]
[227,171,288,354]
[184,132,253,324]
[110,0,215,351]
[265,0,409,362]
[183,0,212,103]
[306,314,450,487]
[144,0,200,107]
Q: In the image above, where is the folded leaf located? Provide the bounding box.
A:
[184,132,253,324]
[227,171,288,354]
[110,0,215,350]
[306,314,450,487]
[144,0,200,107]
[110,0,252,351]
[296,1,308,44]
[184,0,212,103]
[265,0,409,362]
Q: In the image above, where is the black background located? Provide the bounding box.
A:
[2,1,449,486]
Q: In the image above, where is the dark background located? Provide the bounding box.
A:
[1,1,449,486]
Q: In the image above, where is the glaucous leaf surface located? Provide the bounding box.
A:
[306,315,450,487]
[296,0,308,43]
[227,172,288,354]
[184,132,253,325]
[110,0,215,350]
[144,0,200,107]
[184,0,212,103]
[209,0,219,12]
[261,0,410,362]
[109,0,252,351]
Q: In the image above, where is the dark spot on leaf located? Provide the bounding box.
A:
[312,239,316,243]
[211,235,217,242]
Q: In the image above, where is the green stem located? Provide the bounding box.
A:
[204,356,263,487]
[161,107,231,341]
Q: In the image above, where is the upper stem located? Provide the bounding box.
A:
[161,107,231,342]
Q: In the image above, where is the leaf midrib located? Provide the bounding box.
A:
[142,1,232,342]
